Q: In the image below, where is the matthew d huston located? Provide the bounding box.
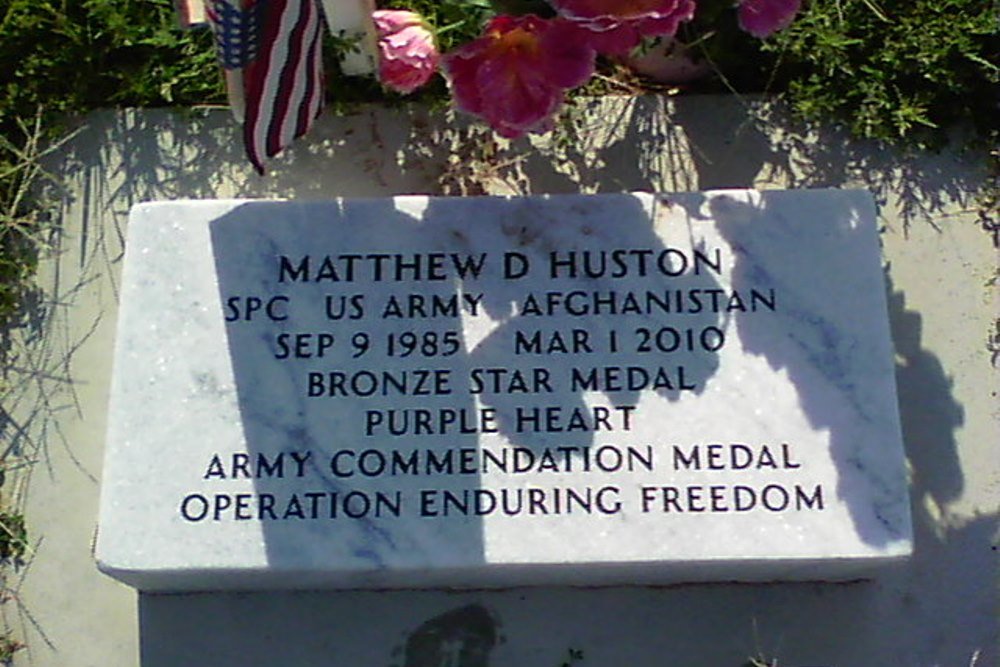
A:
[178,442,826,522]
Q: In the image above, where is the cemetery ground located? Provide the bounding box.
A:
[0,2,997,665]
[0,95,995,666]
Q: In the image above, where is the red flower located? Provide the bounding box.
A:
[443,15,595,139]
[737,0,801,38]
[550,0,696,56]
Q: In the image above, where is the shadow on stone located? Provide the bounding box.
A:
[708,191,914,547]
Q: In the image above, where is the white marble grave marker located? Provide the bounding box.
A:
[96,191,912,592]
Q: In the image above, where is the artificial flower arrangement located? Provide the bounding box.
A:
[372,0,802,139]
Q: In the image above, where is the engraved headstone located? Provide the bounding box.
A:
[96,191,912,591]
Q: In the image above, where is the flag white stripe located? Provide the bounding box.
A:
[278,0,318,151]
[305,12,324,131]
[249,0,301,168]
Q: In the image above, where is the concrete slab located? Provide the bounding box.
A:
[3,96,997,667]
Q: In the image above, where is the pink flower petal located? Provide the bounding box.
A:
[373,10,440,94]
[737,0,801,39]
[442,15,596,138]
[539,20,596,88]
[550,0,695,56]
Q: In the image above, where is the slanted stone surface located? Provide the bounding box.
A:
[96,191,911,592]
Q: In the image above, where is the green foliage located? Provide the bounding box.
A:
[0,0,223,324]
[0,510,25,562]
[0,239,33,323]
[324,0,496,111]
[0,112,47,328]
[0,634,22,665]
[382,0,494,52]
[0,0,221,122]
[763,0,999,145]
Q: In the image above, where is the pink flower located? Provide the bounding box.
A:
[737,0,801,39]
[550,0,696,56]
[443,15,596,139]
[373,10,440,94]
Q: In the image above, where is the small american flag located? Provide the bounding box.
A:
[207,0,325,174]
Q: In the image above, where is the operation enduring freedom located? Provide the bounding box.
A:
[179,443,825,521]
[179,481,825,523]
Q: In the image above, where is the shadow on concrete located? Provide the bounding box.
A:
[887,273,965,507]
[136,508,996,667]
[669,95,988,233]
[5,100,993,666]
[390,604,499,667]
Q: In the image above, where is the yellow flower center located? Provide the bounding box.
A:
[489,26,541,58]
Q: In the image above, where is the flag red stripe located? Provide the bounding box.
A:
[241,0,324,174]
[242,0,284,172]
[268,0,313,157]
[295,10,324,143]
